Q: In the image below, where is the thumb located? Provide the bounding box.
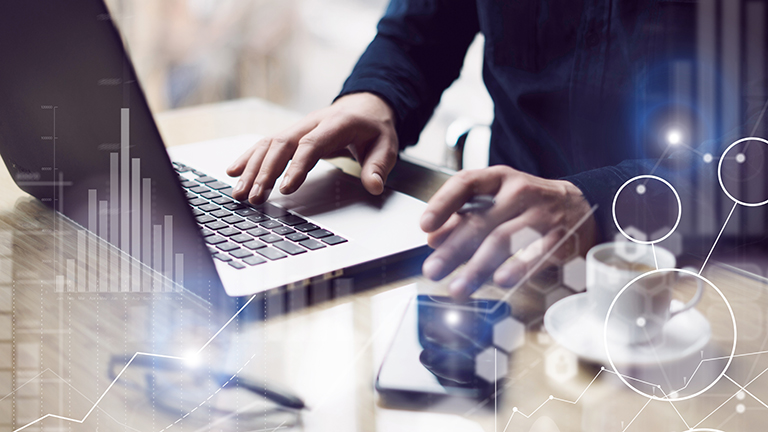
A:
[359,136,398,195]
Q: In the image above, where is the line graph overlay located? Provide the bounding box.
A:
[494,349,768,432]
[11,294,258,432]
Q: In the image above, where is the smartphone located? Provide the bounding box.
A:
[375,294,512,407]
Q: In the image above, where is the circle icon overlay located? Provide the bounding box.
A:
[718,136,768,207]
[612,175,682,244]
[603,268,737,402]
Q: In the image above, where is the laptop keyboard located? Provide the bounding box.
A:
[173,162,347,270]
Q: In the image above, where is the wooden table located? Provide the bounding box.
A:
[1,98,766,432]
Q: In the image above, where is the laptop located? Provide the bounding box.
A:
[0,0,428,302]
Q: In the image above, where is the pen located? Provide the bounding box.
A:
[457,195,495,214]
[213,372,307,410]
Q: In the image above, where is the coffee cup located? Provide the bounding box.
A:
[586,242,704,345]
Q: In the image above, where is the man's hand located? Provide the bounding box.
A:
[420,166,597,299]
[226,92,399,204]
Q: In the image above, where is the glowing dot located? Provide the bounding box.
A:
[667,130,682,145]
[703,153,713,163]
[549,395,554,400]
[736,153,746,163]
[636,184,646,195]
[737,390,746,400]
[636,317,646,328]
[445,310,460,326]
[513,407,518,412]
[736,403,746,414]
[184,351,201,368]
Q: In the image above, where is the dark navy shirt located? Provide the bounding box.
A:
[338,0,697,236]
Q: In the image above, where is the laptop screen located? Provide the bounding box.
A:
[0,0,227,303]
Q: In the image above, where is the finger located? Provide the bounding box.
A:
[421,213,495,281]
[226,144,257,177]
[279,117,351,195]
[420,168,505,233]
[493,228,563,287]
[231,139,270,201]
[426,213,461,248]
[358,134,398,195]
[446,216,536,299]
[247,136,298,204]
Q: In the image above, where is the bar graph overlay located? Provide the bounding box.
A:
[53,108,183,293]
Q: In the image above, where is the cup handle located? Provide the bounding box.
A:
[669,267,704,318]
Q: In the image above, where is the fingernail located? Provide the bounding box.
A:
[280,175,291,192]
[420,212,434,231]
[372,172,383,186]
[249,183,262,200]
[449,276,468,297]
[422,257,444,280]
[234,179,244,193]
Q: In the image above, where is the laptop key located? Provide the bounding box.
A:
[234,221,258,230]
[181,181,198,188]
[246,227,269,237]
[195,176,216,183]
[299,239,326,250]
[243,240,267,250]
[323,235,348,245]
[191,208,205,216]
[200,191,221,199]
[218,227,240,237]
[186,192,198,199]
[200,228,215,237]
[230,249,254,259]
[211,209,232,218]
[189,198,208,206]
[222,215,244,224]
[207,181,231,190]
[243,255,267,266]
[230,234,253,243]
[199,203,220,212]
[190,185,208,194]
[286,233,309,242]
[213,253,232,262]
[295,223,319,232]
[235,208,258,216]
[308,229,332,239]
[204,235,227,245]
[247,214,270,223]
[224,202,247,211]
[196,214,215,224]
[228,261,246,269]
[212,196,234,205]
[219,187,235,197]
[207,245,218,254]
[273,240,307,255]
[217,242,239,252]
[206,221,228,230]
[260,220,282,229]
[272,226,295,236]
[260,234,282,243]
[256,247,287,260]
[278,214,307,226]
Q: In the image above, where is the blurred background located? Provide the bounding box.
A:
[104,0,494,167]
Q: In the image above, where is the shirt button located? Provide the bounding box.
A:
[586,31,600,48]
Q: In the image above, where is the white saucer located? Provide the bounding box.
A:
[544,293,711,366]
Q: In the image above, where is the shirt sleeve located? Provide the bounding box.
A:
[562,155,700,243]
[337,0,480,149]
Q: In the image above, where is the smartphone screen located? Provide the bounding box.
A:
[375,295,512,407]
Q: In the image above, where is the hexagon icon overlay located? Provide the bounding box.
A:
[493,317,525,352]
[562,257,586,292]
[475,347,509,383]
